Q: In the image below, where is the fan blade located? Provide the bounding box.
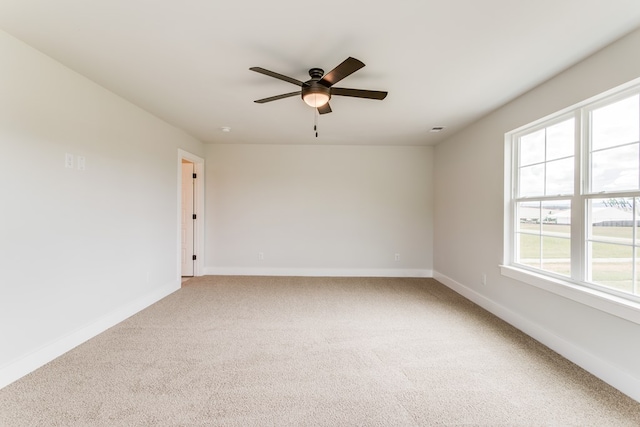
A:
[250,67,305,87]
[254,91,301,103]
[318,103,332,114]
[319,57,365,87]
[331,87,388,100]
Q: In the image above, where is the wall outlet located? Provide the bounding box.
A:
[394,253,400,262]
[77,156,86,171]
[65,153,74,169]
[481,273,487,285]
[258,252,264,260]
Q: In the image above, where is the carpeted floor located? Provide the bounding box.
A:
[1,276,639,426]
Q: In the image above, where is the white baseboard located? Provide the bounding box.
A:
[433,270,640,403]
[0,280,180,390]
[203,266,432,278]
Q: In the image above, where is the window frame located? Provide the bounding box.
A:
[503,77,640,325]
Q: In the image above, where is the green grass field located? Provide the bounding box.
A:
[517,223,638,294]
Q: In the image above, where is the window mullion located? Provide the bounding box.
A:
[571,110,585,281]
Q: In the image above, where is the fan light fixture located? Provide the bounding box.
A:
[250,57,388,115]
[303,92,330,108]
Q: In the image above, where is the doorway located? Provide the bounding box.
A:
[178,150,204,279]
[181,160,195,276]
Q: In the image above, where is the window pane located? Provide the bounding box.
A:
[517,202,541,234]
[546,157,574,195]
[589,197,635,242]
[542,236,571,276]
[592,95,639,150]
[635,248,640,297]
[592,223,633,244]
[547,118,574,160]
[636,197,640,245]
[520,129,545,166]
[542,200,570,233]
[591,143,639,192]
[589,242,633,293]
[519,164,544,197]
[518,233,540,268]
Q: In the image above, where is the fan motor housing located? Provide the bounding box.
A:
[301,80,331,101]
[308,68,324,79]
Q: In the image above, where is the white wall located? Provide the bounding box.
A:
[0,30,204,387]
[204,144,433,277]
[434,28,640,401]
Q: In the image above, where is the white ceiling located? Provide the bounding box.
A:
[2,1,640,146]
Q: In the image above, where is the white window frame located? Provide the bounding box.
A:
[502,77,640,325]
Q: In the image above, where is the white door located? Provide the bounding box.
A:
[181,161,195,276]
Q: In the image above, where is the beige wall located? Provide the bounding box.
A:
[0,30,204,386]
[204,144,433,276]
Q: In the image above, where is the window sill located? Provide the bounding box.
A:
[500,265,640,325]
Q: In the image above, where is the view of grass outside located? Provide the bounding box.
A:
[518,224,571,276]
[518,223,637,294]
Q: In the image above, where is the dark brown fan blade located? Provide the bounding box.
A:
[318,103,332,114]
[254,91,301,103]
[249,67,305,87]
[331,87,388,100]
[319,57,365,87]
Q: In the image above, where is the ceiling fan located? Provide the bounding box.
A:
[250,57,388,114]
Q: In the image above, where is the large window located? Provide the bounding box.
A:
[506,81,640,306]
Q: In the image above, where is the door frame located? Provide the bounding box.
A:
[177,149,205,279]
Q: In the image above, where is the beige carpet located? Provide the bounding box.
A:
[1,276,639,426]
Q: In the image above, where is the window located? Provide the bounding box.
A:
[505,80,640,310]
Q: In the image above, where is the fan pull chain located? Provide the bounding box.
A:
[314,106,319,138]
